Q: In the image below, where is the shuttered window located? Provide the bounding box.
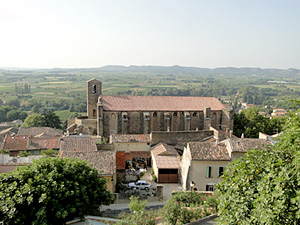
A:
[206,166,212,178]
[218,167,224,177]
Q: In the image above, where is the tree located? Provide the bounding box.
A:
[21,111,62,129]
[42,111,62,129]
[0,157,113,225]
[21,113,45,127]
[217,109,300,224]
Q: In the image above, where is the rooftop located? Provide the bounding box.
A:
[151,143,180,169]
[18,127,63,137]
[3,135,29,151]
[60,136,97,152]
[188,142,231,161]
[60,150,115,175]
[102,95,225,111]
[110,134,150,143]
[227,138,272,153]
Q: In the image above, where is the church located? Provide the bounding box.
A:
[67,79,233,137]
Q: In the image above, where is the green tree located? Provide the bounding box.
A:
[42,111,62,129]
[21,113,45,127]
[21,111,62,129]
[0,157,113,225]
[217,109,300,224]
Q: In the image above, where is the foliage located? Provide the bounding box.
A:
[0,105,27,123]
[152,174,157,183]
[162,201,182,225]
[0,149,10,154]
[162,199,216,225]
[0,157,113,225]
[234,107,285,138]
[18,151,33,157]
[168,191,205,206]
[21,111,62,129]
[41,148,58,156]
[217,109,300,224]
[117,196,158,225]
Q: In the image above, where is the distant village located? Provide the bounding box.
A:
[0,79,283,196]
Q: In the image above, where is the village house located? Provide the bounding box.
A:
[151,143,180,183]
[181,138,272,191]
[59,135,116,193]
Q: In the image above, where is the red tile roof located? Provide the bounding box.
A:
[227,138,271,153]
[18,127,62,137]
[28,137,60,150]
[188,142,231,161]
[3,135,29,151]
[102,95,224,111]
[60,136,97,152]
[110,134,150,143]
[60,150,115,175]
[151,143,180,169]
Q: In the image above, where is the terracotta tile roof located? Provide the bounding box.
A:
[61,150,116,175]
[3,135,29,151]
[110,134,150,143]
[151,143,180,169]
[28,137,60,150]
[60,136,97,152]
[0,127,18,135]
[18,127,63,137]
[227,138,271,153]
[102,95,225,111]
[188,142,231,161]
[129,151,151,158]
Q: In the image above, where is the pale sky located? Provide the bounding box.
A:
[0,0,300,69]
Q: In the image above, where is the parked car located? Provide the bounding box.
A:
[128,180,151,190]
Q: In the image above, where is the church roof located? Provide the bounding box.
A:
[102,95,225,111]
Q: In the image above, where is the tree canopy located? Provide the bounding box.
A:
[233,107,285,138]
[0,157,113,225]
[21,111,62,129]
[217,109,300,224]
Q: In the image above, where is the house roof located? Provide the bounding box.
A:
[0,127,18,135]
[3,135,29,151]
[28,137,61,150]
[18,127,63,137]
[227,138,271,153]
[110,134,150,143]
[151,143,180,169]
[60,151,115,175]
[188,142,231,161]
[60,136,97,152]
[102,95,225,111]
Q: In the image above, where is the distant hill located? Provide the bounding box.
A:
[1,65,300,76]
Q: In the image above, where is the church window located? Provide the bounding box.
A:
[92,85,97,94]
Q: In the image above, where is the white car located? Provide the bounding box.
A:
[128,180,151,190]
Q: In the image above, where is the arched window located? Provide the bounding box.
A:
[193,112,197,117]
[173,112,178,117]
[153,112,157,117]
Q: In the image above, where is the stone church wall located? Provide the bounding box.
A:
[151,130,214,146]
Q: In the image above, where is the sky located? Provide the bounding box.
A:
[0,0,300,69]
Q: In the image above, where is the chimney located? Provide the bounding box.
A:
[241,133,244,139]
[216,137,219,144]
[229,130,233,138]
